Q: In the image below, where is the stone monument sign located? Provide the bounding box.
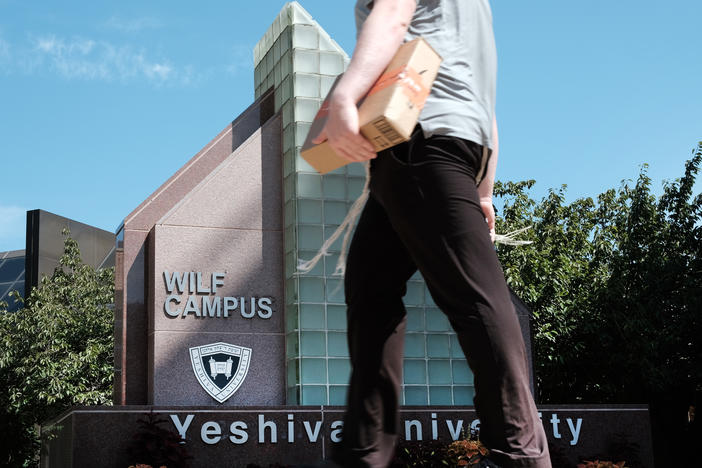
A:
[41,3,654,467]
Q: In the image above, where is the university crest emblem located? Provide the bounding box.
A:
[189,342,252,403]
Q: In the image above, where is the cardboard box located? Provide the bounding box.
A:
[301,37,442,174]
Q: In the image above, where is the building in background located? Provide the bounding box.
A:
[0,209,115,312]
[0,249,25,312]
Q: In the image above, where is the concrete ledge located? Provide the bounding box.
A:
[42,404,653,468]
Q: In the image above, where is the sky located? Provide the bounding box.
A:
[1,0,700,252]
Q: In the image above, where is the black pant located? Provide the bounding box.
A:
[335,127,551,468]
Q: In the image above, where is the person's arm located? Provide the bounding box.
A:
[478,116,499,241]
[312,0,416,162]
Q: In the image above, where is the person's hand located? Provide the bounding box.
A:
[312,93,376,162]
[480,196,495,243]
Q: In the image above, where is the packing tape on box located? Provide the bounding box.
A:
[367,65,430,110]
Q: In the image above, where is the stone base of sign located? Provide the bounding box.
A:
[41,405,653,468]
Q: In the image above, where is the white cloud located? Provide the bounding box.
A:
[30,35,178,84]
[0,205,26,249]
[144,62,172,81]
[36,36,94,55]
[104,16,163,33]
[3,31,203,86]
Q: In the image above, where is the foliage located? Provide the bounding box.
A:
[494,146,701,403]
[390,432,489,467]
[576,462,627,468]
[390,439,450,467]
[126,412,192,468]
[0,229,115,468]
[494,144,702,466]
[446,438,489,466]
[0,147,698,467]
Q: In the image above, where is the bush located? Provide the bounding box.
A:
[390,432,489,467]
[0,229,114,467]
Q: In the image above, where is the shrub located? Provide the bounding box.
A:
[577,461,627,468]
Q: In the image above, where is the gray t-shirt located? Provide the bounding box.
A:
[355,0,497,149]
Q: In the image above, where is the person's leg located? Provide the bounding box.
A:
[369,128,551,468]
[334,194,417,468]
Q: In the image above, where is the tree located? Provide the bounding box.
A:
[0,229,114,468]
[494,143,702,466]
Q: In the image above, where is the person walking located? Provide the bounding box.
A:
[312,1,551,467]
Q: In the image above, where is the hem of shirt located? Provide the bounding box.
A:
[419,124,492,150]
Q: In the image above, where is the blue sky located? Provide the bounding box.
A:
[1,0,700,252]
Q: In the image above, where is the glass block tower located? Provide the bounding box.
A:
[254,2,475,406]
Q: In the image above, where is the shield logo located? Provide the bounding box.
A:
[189,342,252,403]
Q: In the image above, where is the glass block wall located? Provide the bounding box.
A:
[253,2,474,406]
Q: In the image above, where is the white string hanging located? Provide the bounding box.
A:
[296,161,371,277]
[493,226,533,246]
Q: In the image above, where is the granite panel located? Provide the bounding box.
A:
[531,405,655,467]
[118,108,281,407]
[43,407,327,468]
[147,229,156,336]
[40,411,73,468]
[124,299,148,404]
[397,405,654,467]
[149,225,283,334]
[161,119,282,231]
[112,369,122,406]
[122,228,149,404]
[124,229,148,297]
[124,91,275,232]
[147,329,155,402]
[41,405,654,468]
[113,247,125,403]
[113,315,123,373]
[149,331,285,406]
[113,248,124,370]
